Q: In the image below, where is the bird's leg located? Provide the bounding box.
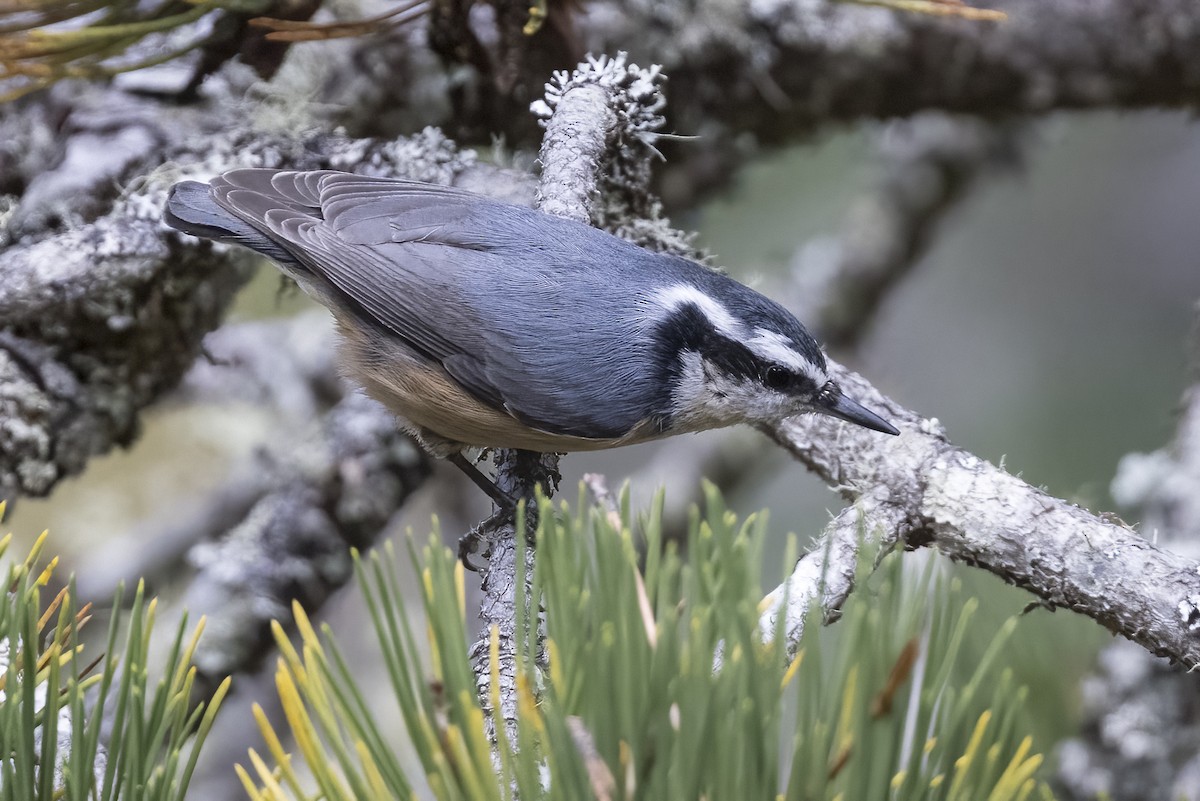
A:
[449,452,517,510]
[450,449,556,570]
[450,452,519,571]
[457,511,509,573]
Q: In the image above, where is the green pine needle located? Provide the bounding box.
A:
[246,486,1057,800]
[0,507,228,801]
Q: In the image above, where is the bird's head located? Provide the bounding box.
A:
[649,283,899,436]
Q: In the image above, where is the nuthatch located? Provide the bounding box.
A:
[165,169,898,503]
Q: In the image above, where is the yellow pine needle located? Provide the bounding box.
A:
[24,530,49,571]
[300,641,336,717]
[271,620,308,688]
[835,665,859,739]
[632,562,657,648]
[427,765,452,799]
[423,569,443,679]
[757,585,780,615]
[454,559,466,617]
[444,723,492,801]
[36,640,62,674]
[51,643,86,672]
[1016,777,1039,801]
[516,672,544,735]
[234,762,267,801]
[458,689,492,783]
[247,748,289,800]
[948,710,992,800]
[821,665,861,779]
[0,498,7,520]
[172,617,207,692]
[252,703,306,795]
[292,600,323,652]
[34,554,58,586]
[925,736,938,754]
[274,666,323,771]
[986,737,1043,801]
[987,743,1002,776]
[781,649,805,689]
[547,638,565,693]
[355,738,390,800]
[853,0,1007,19]
[421,566,435,604]
[487,625,504,721]
[930,774,945,788]
[202,673,232,722]
[891,771,906,789]
[145,589,157,631]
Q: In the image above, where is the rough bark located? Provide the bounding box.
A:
[575,0,1200,199]
[762,365,1200,668]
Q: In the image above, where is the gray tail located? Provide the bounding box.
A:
[164,181,299,266]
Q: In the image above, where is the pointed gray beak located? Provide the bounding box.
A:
[814,384,900,436]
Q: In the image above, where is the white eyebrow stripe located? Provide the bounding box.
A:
[747,328,803,369]
[652,284,742,339]
[748,328,824,383]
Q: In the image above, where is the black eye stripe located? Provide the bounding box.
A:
[653,303,820,400]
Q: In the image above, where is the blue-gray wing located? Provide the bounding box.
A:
[209,169,666,439]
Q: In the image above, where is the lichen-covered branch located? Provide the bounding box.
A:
[578,0,1200,199]
[752,113,1026,644]
[765,364,1200,668]
[0,214,252,502]
[758,497,908,655]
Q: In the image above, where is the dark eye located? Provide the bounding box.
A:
[763,365,792,391]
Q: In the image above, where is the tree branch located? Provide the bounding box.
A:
[578,0,1200,199]
[765,363,1200,668]
[0,212,252,502]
